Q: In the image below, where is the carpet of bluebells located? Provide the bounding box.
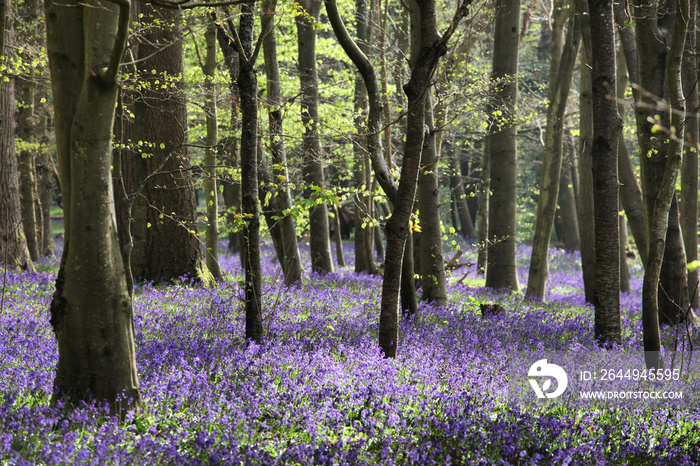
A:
[2,235,700,465]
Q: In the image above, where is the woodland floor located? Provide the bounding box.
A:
[1,236,700,465]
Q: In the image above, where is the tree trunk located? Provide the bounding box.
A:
[614,30,648,267]
[136,4,210,283]
[203,19,222,281]
[262,1,303,285]
[351,0,376,274]
[575,0,596,304]
[555,158,580,251]
[680,0,699,309]
[378,0,467,357]
[417,96,447,305]
[448,145,476,239]
[17,80,41,262]
[477,137,489,275]
[526,3,579,299]
[215,26,242,259]
[589,0,622,346]
[486,0,520,292]
[639,0,688,364]
[1,0,32,270]
[620,210,631,293]
[45,0,140,416]
[297,0,334,274]
[237,4,263,342]
[634,0,690,327]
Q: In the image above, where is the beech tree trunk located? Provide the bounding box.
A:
[680,0,699,309]
[417,96,447,306]
[352,0,376,274]
[203,19,221,281]
[296,0,334,274]
[634,0,690,326]
[377,0,468,357]
[0,1,32,269]
[45,0,140,416]
[238,4,263,342]
[526,2,579,299]
[486,0,520,292]
[575,0,596,304]
[613,16,648,267]
[262,0,303,285]
[640,0,688,364]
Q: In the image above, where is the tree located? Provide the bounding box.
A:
[377,0,469,357]
[575,0,595,304]
[417,94,448,305]
[485,0,520,292]
[202,16,222,281]
[45,0,140,415]
[135,3,210,283]
[261,0,303,286]
[352,0,376,275]
[680,0,699,309]
[634,0,690,325]
[589,0,622,345]
[1,0,33,270]
[296,0,334,274]
[526,0,580,299]
[639,0,689,365]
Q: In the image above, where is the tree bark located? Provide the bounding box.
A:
[417,96,447,305]
[377,0,468,357]
[634,0,690,326]
[555,157,580,251]
[136,4,210,283]
[448,145,476,238]
[45,0,140,416]
[589,0,622,346]
[640,0,689,364]
[296,0,334,274]
[203,18,222,281]
[613,13,649,267]
[680,0,699,309]
[526,2,579,299]
[486,0,520,292]
[575,0,596,304]
[0,1,32,269]
[351,0,376,274]
[238,4,263,342]
[262,0,303,285]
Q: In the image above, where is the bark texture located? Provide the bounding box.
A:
[526,3,579,299]
[136,4,209,283]
[0,1,32,269]
[486,0,520,292]
[589,0,622,345]
[262,0,303,285]
[296,0,334,274]
[45,0,140,416]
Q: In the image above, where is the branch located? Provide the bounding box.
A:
[98,0,131,83]
[324,0,398,203]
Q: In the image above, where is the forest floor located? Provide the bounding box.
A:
[1,236,700,465]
